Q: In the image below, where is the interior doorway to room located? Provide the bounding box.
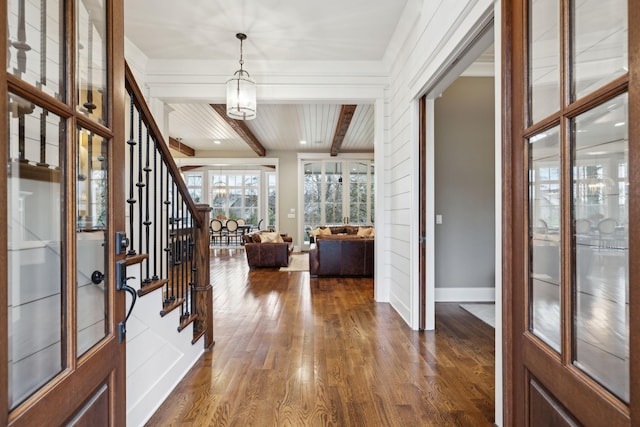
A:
[433,74,496,309]
[417,16,500,424]
[419,29,496,330]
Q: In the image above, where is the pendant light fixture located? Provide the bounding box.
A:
[226,33,256,120]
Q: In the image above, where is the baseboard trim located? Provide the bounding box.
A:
[435,287,495,302]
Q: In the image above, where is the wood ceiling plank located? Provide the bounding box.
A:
[210,104,266,157]
[330,104,357,156]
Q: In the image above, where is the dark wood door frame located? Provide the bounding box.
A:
[418,96,427,330]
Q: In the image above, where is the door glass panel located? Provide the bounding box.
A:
[7,94,65,408]
[303,162,322,240]
[228,187,242,220]
[572,0,628,100]
[7,0,65,100]
[76,128,109,356]
[529,0,560,124]
[267,172,277,228]
[349,162,370,225]
[324,162,343,225]
[210,174,227,219]
[529,126,561,351]
[572,93,629,402]
[76,0,107,125]
[370,164,375,224]
[243,174,259,224]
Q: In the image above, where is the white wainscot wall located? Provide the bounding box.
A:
[125,263,204,427]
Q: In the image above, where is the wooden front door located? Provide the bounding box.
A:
[1,0,126,425]
[505,0,638,425]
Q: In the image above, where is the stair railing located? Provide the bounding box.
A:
[124,62,213,347]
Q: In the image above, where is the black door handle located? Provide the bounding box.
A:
[116,260,137,342]
[91,270,105,284]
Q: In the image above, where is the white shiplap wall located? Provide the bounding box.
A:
[383,0,495,327]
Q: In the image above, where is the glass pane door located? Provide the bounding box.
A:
[76,128,109,356]
[3,0,127,422]
[518,0,632,422]
[572,93,629,402]
[348,161,372,225]
[528,127,561,351]
[303,162,322,237]
[324,162,343,225]
[303,159,375,245]
[7,95,65,408]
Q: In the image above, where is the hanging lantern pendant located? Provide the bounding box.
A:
[226,33,257,120]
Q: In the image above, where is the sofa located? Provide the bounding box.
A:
[309,236,374,277]
[242,232,294,268]
[307,225,374,243]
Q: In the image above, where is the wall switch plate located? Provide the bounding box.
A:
[287,213,295,219]
[436,214,443,224]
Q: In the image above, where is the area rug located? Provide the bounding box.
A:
[459,303,496,328]
[279,253,309,272]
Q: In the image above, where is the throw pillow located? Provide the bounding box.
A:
[319,227,332,236]
[357,227,372,237]
[251,233,262,243]
[308,228,321,238]
[369,228,375,237]
[260,231,279,243]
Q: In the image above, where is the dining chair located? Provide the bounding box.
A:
[225,219,239,246]
[236,218,246,226]
[253,218,264,232]
[210,219,224,245]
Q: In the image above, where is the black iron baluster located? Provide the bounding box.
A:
[189,210,196,317]
[136,112,144,256]
[126,94,137,255]
[143,125,152,283]
[152,138,159,280]
[182,199,188,317]
[179,195,186,318]
[160,157,165,279]
[163,168,172,306]
[171,180,179,305]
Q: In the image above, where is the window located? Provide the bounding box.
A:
[302,159,374,244]
[266,172,277,227]
[209,171,259,223]
[184,172,203,203]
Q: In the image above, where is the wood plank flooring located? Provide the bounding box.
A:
[146,248,495,426]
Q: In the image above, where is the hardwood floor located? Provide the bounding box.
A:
[146,248,495,426]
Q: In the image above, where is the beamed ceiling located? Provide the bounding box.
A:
[124,0,411,157]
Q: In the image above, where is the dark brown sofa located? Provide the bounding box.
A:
[242,233,293,268]
[309,236,374,277]
[308,225,374,243]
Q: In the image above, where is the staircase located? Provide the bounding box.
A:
[123,62,213,426]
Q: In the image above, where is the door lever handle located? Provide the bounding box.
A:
[116,260,137,342]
